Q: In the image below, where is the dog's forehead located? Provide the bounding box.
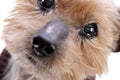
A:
[55,0,107,26]
[16,0,115,27]
[21,0,103,12]
[19,0,111,11]
[56,0,100,23]
[18,0,108,15]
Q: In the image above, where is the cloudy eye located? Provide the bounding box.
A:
[79,23,98,39]
[37,0,55,12]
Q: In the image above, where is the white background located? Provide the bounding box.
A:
[0,0,120,80]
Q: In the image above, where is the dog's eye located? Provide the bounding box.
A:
[79,23,98,39]
[37,0,55,12]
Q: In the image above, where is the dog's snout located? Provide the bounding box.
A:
[32,20,68,57]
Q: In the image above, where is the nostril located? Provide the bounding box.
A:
[42,45,56,56]
[32,36,56,57]
[32,37,40,47]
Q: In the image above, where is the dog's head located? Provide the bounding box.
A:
[2,0,120,79]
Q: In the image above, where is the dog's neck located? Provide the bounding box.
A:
[0,49,95,80]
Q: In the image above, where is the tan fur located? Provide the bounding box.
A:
[2,0,120,80]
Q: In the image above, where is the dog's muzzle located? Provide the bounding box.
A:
[32,20,68,57]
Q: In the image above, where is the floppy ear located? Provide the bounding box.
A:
[114,8,120,52]
[0,49,11,79]
[115,36,120,52]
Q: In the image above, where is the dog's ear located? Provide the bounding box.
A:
[115,36,120,52]
[114,8,120,52]
[0,49,11,79]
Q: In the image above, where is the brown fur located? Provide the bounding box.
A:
[2,0,120,80]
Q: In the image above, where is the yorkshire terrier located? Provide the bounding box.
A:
[1,0,120,80]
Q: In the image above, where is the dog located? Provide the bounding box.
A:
[1,0,120,80]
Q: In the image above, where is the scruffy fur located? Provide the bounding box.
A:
[2,0,120,80]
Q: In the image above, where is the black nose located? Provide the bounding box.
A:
[32,36,56,57]
[32,20,68,57]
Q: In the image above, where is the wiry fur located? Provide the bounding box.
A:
[2,0,120,80]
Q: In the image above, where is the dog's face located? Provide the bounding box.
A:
[3,0,120,79]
